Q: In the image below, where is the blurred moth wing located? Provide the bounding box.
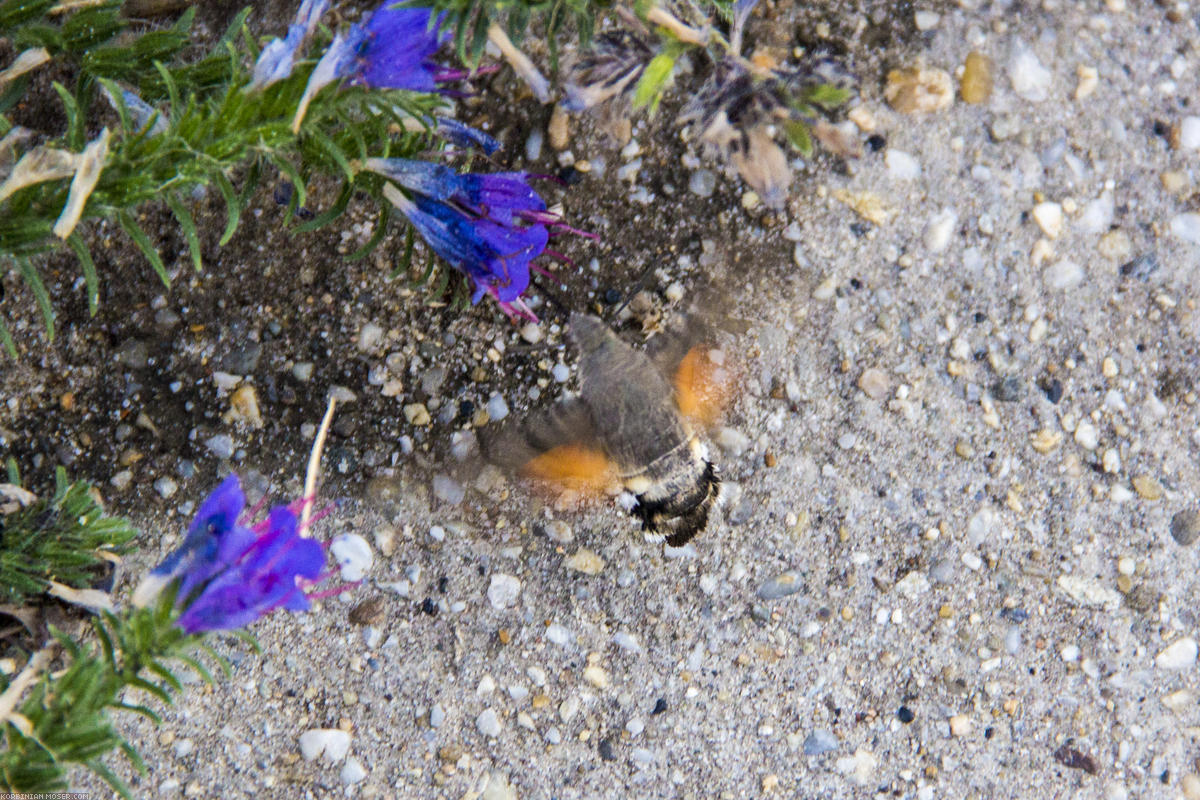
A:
[483,311,733,546]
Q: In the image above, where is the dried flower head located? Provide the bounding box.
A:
[562,30,655,112]
[679,57,853,207]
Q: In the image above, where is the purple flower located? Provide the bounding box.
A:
[293,4,452,131]
[133,475,326,633]
[435,117,501,155]
[250,0,330,90]
[367,158,590,319]
[351,6,450,92]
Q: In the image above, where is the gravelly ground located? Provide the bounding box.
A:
[4,0,1200,798]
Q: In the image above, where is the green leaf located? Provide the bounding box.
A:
[153,60,181,125]
[0,318,17,359]
[116,211,170,287]
[632,52,676,114]
[165,193,202,271]
[803,83,852,110]
[782,119,813,156]
[66,232,99,316]
[86,757,133,800]
[16,257,54,341]
[212,171,242,246]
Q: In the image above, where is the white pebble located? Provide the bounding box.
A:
[487,574,521,610]
[914,10,940,29]
[525,128,544,162]
[432,474,464,505]
[476,708,502,737]
[885,149,921,180]
[1074,421,1099,450]
[330,534,373,581]
[626,717,645,737]
[1179,116,1200,150]
[1009,39,1053,102]
[1032,202,1064,239]
[613,631,642,653]
[961,551,983,571]
[1155,638,1198,670]
[357,323,384,352]
[340,757,367,785]
[154,477,178,499]
[298,729,351,763]
[486,394,510,422]
[1043,259,1084,290]
[1169,213,1200,244]
[552,363,570,383]
[1078,193,1114,234]
[1061,644,1080,662]
[546,624,574,646]
[520,323,543,343]
[924,209,957,252]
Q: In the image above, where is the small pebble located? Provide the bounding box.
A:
[340,757,367,785]
[298,729,351,763]
[1032,202,1064,239]
[357,323,384,352]
[885,64,954,113]
[154,477,178,499]
[432,474,464,505]
[689,169,717,197]
[1177,116,1200,151]
[545,624,574,646]
[583,665,610,689]
[1044,260,1084,290]
[885,149,921,180]
[1074,421,1099,450]
[1169,510,1200,545]
[330,534,373,581]
[525,128,544,161]
[552,363,570,383]
[948,714,972,736]
[1169,213,1200,244]
[803,730,839,755]
[486,395,510,422]
[403,403,431,426]
[204,434,235,460]
[565,549,606,575]
[924,209,957,252]
[487,574,521,609]
[858,368,891,400]
[476,708,502,737]
[1008,40,1053,102]
[1155,637,1198,670]
[914,10,939,30]
[757,571,803,600]
[520,323,543,344]
[960,52,993,103]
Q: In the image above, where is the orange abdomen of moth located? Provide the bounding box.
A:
[673,346,732,428]
[522,444,616,493]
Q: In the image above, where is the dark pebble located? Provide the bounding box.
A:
[273,182,293,205]
[420,597,438,615]
[603,288,621,305]
[115,339,150,369]
[348,597,386,626]
[992,377,1023,402]
[1000,607,1029,623]
[1170,509,1200,546]
[220,342,263,374]
[557,166,583,185]
[651,698,668,715]
[1120,253,1159,281]
[984,726,995,739]
[1053,744,1099,775]
[849,222,871,238]
[1039,377,1064,404]
[438,575,449,593]
[598,737,617,761]
[867,134,886,152]
[897,706,914,724]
